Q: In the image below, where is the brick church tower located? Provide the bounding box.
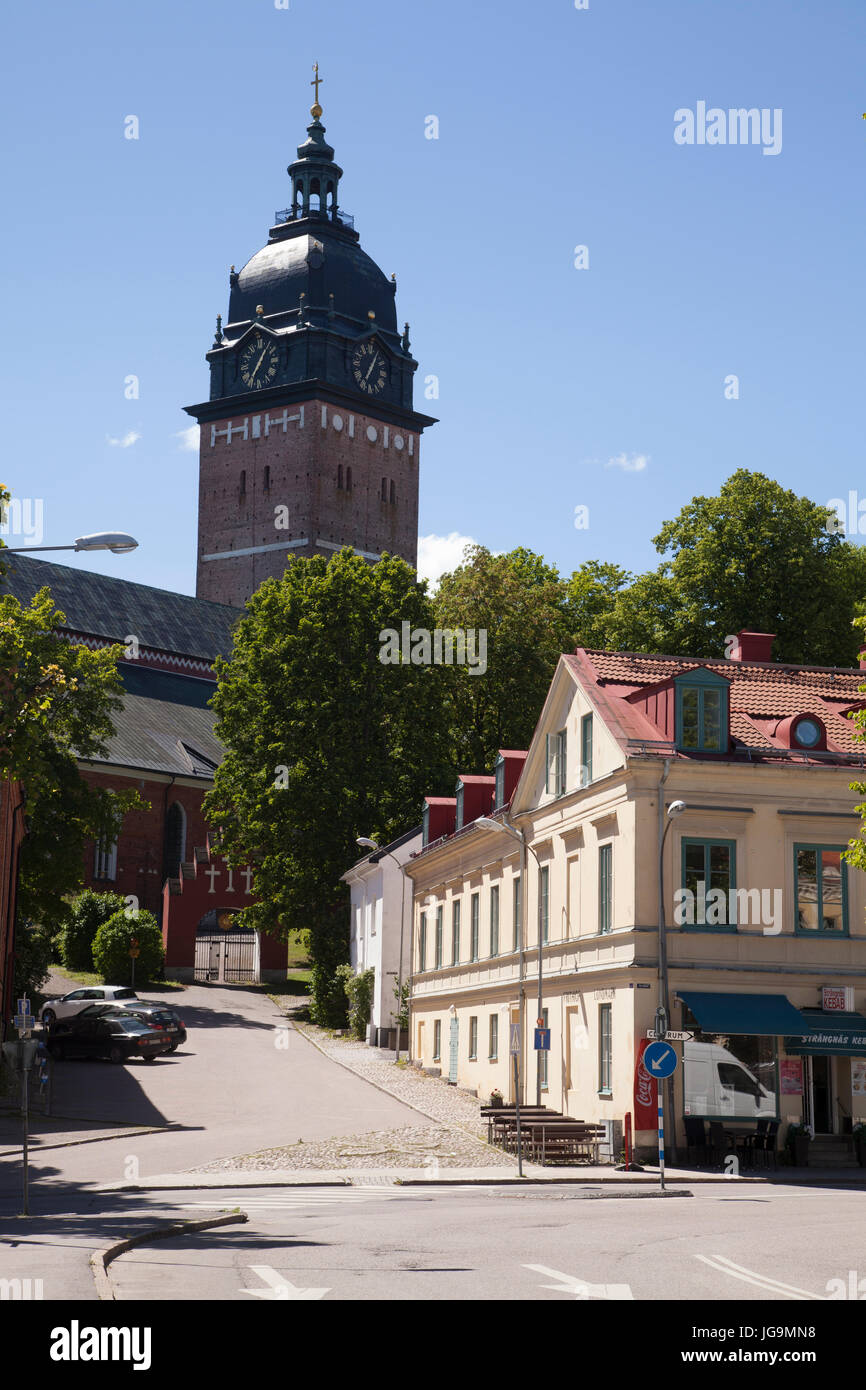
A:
[186,73,437,608]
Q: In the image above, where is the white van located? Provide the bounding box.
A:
[684,1040,775,1119]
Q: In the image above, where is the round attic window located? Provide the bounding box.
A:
[793,716,822,748]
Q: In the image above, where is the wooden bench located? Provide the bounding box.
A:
[525,1122,607,1165]
[491,1113,577,1153]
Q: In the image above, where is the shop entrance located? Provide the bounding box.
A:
[806,1055,835,1134]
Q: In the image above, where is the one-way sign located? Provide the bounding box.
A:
[646,1030,693,1042]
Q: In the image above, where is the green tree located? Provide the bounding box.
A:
[0,501,143,930]
[204,549,451,1025]
[61,889,128,971]
[433,545,572,771]
[91,908,164,985]
[565,561,633,648]
[570,471,866,664]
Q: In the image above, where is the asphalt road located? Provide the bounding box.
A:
[0,983,420,1190]
[101,1181,866,1302]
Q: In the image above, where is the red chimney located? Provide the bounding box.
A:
[859,646,866,672]
[730,630,775,663]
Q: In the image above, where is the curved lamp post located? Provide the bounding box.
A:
[356,836,407,1062]
[3,532,139,555]
[658,797,686,1162]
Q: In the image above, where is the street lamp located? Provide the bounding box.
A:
[3,532,139,555]
[356,836,407,1063]
[658,797,686,1162]
[476,815,545,1105]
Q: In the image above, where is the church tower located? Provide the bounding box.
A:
[186,69,436,608]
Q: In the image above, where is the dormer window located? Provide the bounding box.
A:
[675,669,729,753]
[791,715,825,750]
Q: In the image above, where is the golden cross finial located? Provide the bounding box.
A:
[311,62,323,118]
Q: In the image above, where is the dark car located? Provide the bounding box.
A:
[118,1002,187,1051]
[46,1010,172,1064]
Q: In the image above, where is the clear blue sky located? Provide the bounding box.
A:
[2,0,865,594]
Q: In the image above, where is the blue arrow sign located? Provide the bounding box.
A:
[643,1040,678,1078]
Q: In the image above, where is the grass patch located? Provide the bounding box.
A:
[49,966,185,993]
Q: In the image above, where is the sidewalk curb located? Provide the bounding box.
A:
[89,1212,249,1299]
[94,1171,763,1192]
[0,1125,170,1157]
[292,1021,506,1158]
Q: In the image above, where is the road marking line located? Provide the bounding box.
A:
[694,1254,824,1300]
[240,1265,329,1301]
[524,1263,634,1300]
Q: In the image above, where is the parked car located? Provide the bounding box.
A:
[46,1010,171,1064]
[116,1001,187,1051]
[39,986,138,1028]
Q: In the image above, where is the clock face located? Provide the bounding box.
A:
[239,334,279,390]
[352,341,388,396]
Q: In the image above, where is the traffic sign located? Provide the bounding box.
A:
[646,1030,693,1042]
[128,947,140,959]
[643,1040,678,1078]
[534,1028,551,1051]
[509,1023,521,1055]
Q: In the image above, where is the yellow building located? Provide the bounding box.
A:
[406,633,866,1164]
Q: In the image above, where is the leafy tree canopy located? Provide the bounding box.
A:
[204,549,452,1024]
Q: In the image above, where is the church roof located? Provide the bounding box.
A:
[2,554,241,663]
[80,690,223,780]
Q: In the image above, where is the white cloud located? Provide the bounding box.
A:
[417,532,480,589]
[605,452,649,473]
[174,425,200,452]
[106,429,141,449]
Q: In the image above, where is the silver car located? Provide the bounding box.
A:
[39,986,138,1028]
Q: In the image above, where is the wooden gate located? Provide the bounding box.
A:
[194,930,260,984]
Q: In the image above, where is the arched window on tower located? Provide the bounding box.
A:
[345,466,352,492]
[337,464,343,490]
[162,802,187,882]
[309,178,321,211]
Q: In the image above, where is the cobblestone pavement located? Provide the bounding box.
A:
[191,1123,516,1171]
[292,1022,498,1143]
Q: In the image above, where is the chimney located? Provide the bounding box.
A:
[730,630,775,663]
[859,646,866,672]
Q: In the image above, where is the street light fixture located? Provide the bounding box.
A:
[3,532,139,555]
[476,815,546,1105]
[356,835,408,1064]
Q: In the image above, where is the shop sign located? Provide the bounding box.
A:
[823,986,853,1012]
[852,1059,866,1098]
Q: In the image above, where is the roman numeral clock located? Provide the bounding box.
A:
[184,67,437,610]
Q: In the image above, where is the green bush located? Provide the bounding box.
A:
[12,919,54,1004]
[336,963,375,1040]
[61,889,127,971]
[91,909,164,985]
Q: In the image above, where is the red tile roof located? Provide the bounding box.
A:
[569,648,866,763]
